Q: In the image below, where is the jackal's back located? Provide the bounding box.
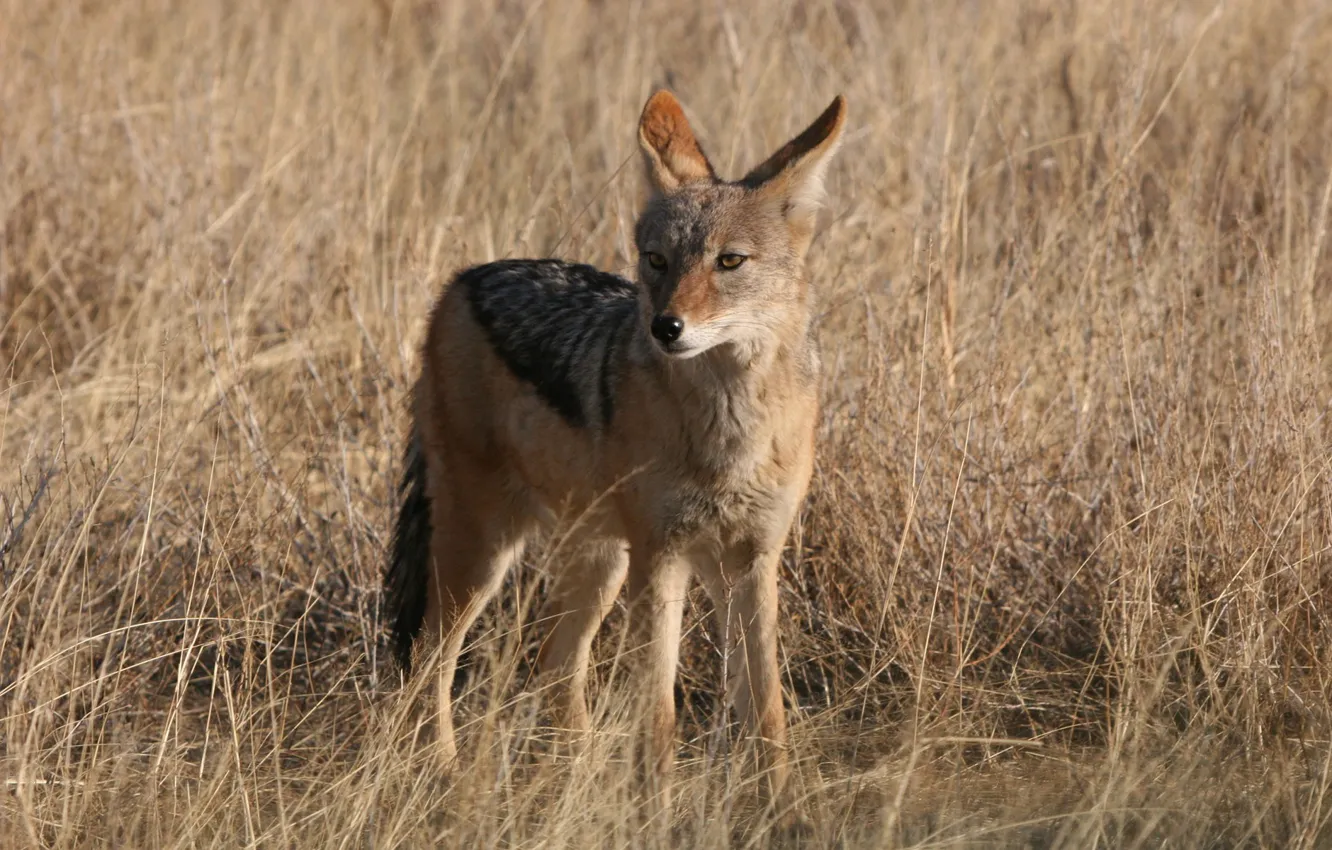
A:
[458,260,638,429]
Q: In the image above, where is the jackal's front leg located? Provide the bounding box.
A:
[715,544,790,807]
[624,551,691,808]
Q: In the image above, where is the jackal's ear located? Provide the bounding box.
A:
[638,90,718,194]
[743,96,847,238]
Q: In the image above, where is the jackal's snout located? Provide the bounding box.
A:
[644,266,725,357]
[650,266,714,354]
[650,313,684,344]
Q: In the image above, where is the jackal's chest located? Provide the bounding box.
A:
[643,422,809,551]
[653,478,781,548]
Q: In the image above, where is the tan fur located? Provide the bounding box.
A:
[406,90,847,812]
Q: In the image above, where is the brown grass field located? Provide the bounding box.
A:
[3,0,1332,846]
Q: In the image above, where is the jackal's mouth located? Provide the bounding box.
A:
[655,338,705,359]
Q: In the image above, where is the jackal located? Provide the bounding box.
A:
[385,90,846,806]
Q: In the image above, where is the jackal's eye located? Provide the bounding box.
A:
[645,252,668,271]
[717,253,747,270]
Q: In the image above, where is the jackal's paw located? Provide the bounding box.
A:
[431,735,459,774]
[725,813,815,850]
[768,810,817,849]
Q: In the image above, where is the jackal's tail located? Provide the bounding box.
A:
[385,428,431,674]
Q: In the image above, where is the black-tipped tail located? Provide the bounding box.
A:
[385,430,431,674]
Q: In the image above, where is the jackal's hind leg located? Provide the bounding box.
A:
[421,479,531,768]
[536,539,629,748]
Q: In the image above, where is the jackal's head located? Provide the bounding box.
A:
[634,91,846,359]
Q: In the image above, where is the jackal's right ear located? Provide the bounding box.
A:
[638,91,717,194]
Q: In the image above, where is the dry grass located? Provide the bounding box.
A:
[3,0,1332,846]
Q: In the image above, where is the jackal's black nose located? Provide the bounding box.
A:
[651,314,685,344]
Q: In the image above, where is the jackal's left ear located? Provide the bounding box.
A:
[638,90,718,194]
[744,96,847,237]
